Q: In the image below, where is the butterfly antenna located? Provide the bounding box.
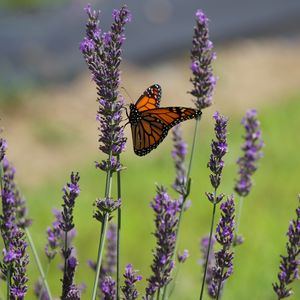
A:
[121,86,134,104]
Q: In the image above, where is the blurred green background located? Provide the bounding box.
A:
[1,0,300,299]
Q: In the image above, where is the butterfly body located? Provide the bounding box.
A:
[129,84,201,156]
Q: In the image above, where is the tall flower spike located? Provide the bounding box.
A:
[0,156,29,299]
[190,9,216,110]
[273,195,300,299]
[206,112,228,203]
[209,195,235,297]
[121,264,142,300]
[145,186,180,297]
[80,5,131,165]
[171,125,188,197]
[235,109,264,197]
[60,173,81,300]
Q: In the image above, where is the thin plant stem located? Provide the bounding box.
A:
[199,199,217,300]
[176,117,200,254]
[216,265,225,300]
[162,117,200,300]
[91,149,114,300]
[156,288,161,300]
[91,212,110,300]
[25,228,53,300]
[234,197,244,242]
[116,154,121,300]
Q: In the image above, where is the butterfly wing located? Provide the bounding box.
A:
[135,84,162,112]
[132,107,201,156]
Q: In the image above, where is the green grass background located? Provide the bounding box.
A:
[1,93,300,299]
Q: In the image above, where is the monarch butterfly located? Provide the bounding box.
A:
[128,84,201,156]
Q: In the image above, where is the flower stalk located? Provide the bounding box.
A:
[80,5,131,299]
[200,112,228,300]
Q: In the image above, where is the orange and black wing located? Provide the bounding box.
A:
[135,84,161,112]
[132,107,201,156]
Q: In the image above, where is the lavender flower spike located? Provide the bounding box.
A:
[206,112,228,203]
[190,9,216,110]
[121,264,142,300]
[209,195,235,298]
[273,195,300,299]
[171,124,188,196]
[235,109,264,197]
[0,157,29,299]
[80,5,131,167]
[0,136,7,162]
[60,172,81,300]
[101,276,116,300]
[145,186,180,297]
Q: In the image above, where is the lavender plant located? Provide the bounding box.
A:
[145,186,180,298]
[60,172,81,299]
[200,112,228,299]
[234,109,264,244]
[273,195,300,299]
[121,264,142,300]
[0,151,29,299]
[209,195,235,299]
[80,5,131,299]
[160,9,216,299]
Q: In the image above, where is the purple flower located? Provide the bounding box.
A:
[178,249,189,263]
[101,276,116,300]
[0,136,7,162]
[45,208,77,261]
[9,230,29,299]
[121,263,142,300]
[145,187,180,296]
[80,5,131,165]
[59,173,80,300]
[60,172,80,233]
[190,9,216,109]
[273,195,300,299]
[0,156,29,299]
[209,195,235,297]
[61,257,81,300]
[171,125,188,197]
[206,112,228,203]
[94,198,121,223]
[235,109,264,197]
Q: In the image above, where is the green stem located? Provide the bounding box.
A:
[116,154,121,300]
[25,228,53,300]
[162,117,201,300]
[199,201,217,300]
[91,151,113,300]
[91,213,110,300]
[175,117,200,250]
[156,288,161,300]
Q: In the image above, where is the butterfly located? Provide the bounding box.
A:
[128,84,202,156]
